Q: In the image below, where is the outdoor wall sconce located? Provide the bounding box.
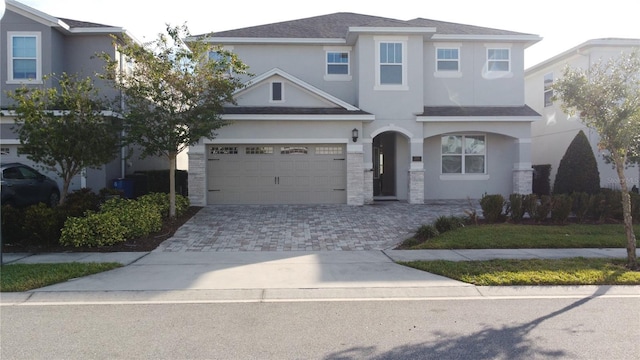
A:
[352,128,359,142]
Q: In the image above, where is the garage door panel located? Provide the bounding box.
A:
[207,144,346,205]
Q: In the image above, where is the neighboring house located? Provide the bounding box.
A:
[525,38,640,191]
[0,0,175,194]
[187,13,541,206]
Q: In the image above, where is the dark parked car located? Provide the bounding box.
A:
[1,162,60,207]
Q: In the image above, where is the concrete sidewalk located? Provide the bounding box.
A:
[1,249,638,304]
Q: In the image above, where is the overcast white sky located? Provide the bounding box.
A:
[13,0,640,68]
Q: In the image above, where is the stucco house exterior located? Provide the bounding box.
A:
[0,0,173,193]
[187,13,541,206]
[525,38,640,191]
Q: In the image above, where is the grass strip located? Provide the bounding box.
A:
[0,262,122,292]
[408,223,640,249]
[399,258,640,286]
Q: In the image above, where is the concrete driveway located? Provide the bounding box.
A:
[155,200,478,252]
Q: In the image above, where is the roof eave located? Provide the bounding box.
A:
[431,34,542,48]
[194,37,347,45]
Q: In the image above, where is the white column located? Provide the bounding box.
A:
[347,144,364,206]
[513,138,533,194]
[188,143,206,206]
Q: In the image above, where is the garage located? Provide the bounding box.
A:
[207,144,346,204]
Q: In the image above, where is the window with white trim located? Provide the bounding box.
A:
[487,48,510,72]
[441,135,486,174]
[327,52,349,75]
[0,147,10,156]
[378,41,404,85]
[271,82,283,102]
[7,32,42,83]
[544,73,554,107]
[436,48,459,72]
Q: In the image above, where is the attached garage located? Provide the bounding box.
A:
[207,144,347,204]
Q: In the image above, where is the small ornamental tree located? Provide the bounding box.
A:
[7,73,121,204]
[553,50,640,269]
[553,130,601,195]
[100,24,248,217]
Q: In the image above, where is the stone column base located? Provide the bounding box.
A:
[347,151,364,206]
[188,152,206,206]
[408,169,425,204]
[513,169,533,195]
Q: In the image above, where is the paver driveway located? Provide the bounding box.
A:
[155,200,479,252]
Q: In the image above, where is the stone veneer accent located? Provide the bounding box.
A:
[188,152,206,206]
[347,151,364,205]
[513,169,533,194]
[408,169,425,204]
[363,170,374,204]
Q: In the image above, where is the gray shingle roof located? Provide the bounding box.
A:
[57,18,116,29]
[420,106,540,117]
[205,12,533,39]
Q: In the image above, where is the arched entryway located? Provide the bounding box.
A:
[373,132,396,197]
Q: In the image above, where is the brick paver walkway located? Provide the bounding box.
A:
[155,200,480,252]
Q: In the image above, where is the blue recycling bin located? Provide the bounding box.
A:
[112,178,134,199]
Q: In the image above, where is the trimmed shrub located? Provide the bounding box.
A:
[527,194,552,223]
[507,193,526,223]
[532,164,552,196]
[551,194,572,224]
[480,194,505,223]
[61,188,101,217]
[571,192,591,223]
[415,224,439,241]
[434,215,466,234]
[22,203,66,247]
[1,205,26,244]
[100,198,162,239]
[60,211,127,247]
[553,130,600,195]
[137,192,190,218]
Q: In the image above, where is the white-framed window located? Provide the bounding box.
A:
[0,147,10,156]
[436,48,459,72]
[327,52,349,75]
[441,135,486,174]
[375,37,407,89]
[487,48,510,72]
[7,32,42,83]
[544,72,554,107]
[271,82,283,102]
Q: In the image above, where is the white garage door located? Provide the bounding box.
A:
[207,144,346,204]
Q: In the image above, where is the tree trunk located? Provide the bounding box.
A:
[168,152,177,219]
[613,155,638,269]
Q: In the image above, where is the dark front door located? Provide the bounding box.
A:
[373,132,396,197]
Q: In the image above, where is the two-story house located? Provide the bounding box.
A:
[525,38,640,191]
[186,13,541,206]
[1,0,169,193]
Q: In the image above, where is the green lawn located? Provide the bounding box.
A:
[400,258,640,286]
[405,223,640,249]
[0,262,122,292]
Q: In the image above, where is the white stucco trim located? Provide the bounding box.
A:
[417,116,539,122]
[221,114,375,121]
[347,144,363,152]
[203,138,348,144]
[370,125,414,139]
[439,174,490,181]
[515,138,532,143]
[513,162,533,170]
[0,139,21,145]
[200,37,346,45]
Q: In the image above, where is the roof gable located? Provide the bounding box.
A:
[234,68,361,111]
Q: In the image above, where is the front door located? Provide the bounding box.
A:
[373,133,396,197]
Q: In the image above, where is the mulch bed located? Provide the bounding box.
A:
[2,207,202,253]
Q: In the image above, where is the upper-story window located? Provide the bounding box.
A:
[379,42,403,84]
[544,73,554,107]
[487,48,510,72]
[436,48,459,71]
[375,38,407,90]
[327,52,349,75]
[271,81,283,102]
[7,32,42,83]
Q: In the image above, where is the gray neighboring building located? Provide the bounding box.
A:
[525,38,640,191]
[1,0,169,194]
[187,13,542,206]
